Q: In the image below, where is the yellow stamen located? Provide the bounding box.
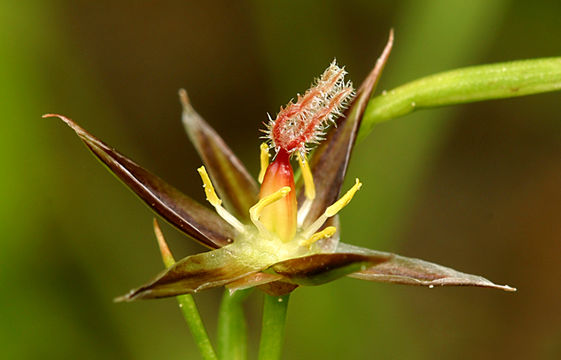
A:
[249,186,291,235]
[296,151,316,200]
[258,143,270,184]
[297,197,313,227]
[302,178,362,238]
[197,166,245,233]
[325,178,362,217]
[197,166,221,206]
[300,226,337,247]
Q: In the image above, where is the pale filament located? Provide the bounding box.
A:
[197,166,246,233]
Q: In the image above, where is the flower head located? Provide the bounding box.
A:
[45,31,515,300]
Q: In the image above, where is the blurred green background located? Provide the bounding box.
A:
[2,0,560,359]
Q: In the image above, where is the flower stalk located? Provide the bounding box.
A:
[258,294,290,360]
[217,289,252,360]
[153,219,217,360]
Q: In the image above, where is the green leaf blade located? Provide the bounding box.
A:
[360,57,561,140]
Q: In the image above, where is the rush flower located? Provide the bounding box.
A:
[45,34,514,300]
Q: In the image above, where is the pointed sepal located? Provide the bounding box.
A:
[115,246,261,301]
[180,90,259,221]
[338,243,516,291]
[271,251,390,286]
[300,31,394,226]
[45,114,234,249]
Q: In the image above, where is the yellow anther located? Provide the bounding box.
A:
[325,178,362,217]
[300,226,337,247]
[197,166,246,233]
[258,143,270,184]
[250,186,291,221]
[249,186,291,233]
[296,151,316,200]
[197,166,222,206]
[301,178,362,239]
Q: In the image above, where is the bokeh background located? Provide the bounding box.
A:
[2,0,560,359]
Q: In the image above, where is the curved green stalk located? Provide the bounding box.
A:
[258,294,290,360]
[359,57,561,141]
[155,219,217,360]
[175,294,218,360]
[217,289,252,360]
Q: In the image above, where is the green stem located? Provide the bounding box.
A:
[359,57,561,141]
[175,294,218,360]
[257,294,290,360]
[154,220,217,360]
[217,289,252,360]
